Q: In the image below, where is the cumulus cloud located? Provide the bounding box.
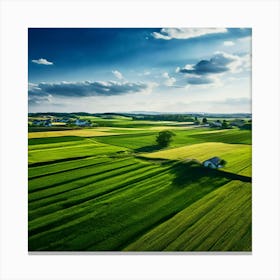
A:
[28,80,156,104]
[178,52,248,76]
[28,83,52,104]
[223,41,235,46]
[176,52,251,86]
[31,58,54,65]
[112,70,123,80]
[162,72,176,86]
[152,28,227,40]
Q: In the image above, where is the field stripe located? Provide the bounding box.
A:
[28,165,168,236]
[29,166,173,222]
[170,194,250,251]
[28,169,175,250]
[28,156,112,179]
[205,199,251,251]
[29,143,104,153]
[28,140,91,151]
[28,161,141,204]
[28,144,127,165]
[28,161,145,204]
[29,161,164,212]
[124,180,251,251]
[29,164,230,251]
[85,177,230,251]
[28,157,132,193]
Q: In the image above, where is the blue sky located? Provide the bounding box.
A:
[28,28,251,113]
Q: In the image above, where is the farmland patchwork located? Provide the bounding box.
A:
[28,120,252,251]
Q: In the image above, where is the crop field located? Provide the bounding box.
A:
[28,129,119,138]
[141,142,252,176]
[28,116,252,251]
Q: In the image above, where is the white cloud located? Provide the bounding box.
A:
[214,52,250,73]
[142,82,158,95]
[238,36,251,43]
[223,41,235,46]
[184,64,194,70]
[152,28,228,40]
[162,72,169,79]
[28,80,157,105]
[241,53,251,71]
[162,72,176,86]
[31,58,53,65]
[178,51,250,76]
[176,51,251,88]
[112,70,123,80]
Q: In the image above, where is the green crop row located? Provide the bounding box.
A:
[28,142,127,164]
[28,125,252,252]
[28,160,234,251]
[125,180,251,251]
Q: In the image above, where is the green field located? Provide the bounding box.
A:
[28,116,252,251]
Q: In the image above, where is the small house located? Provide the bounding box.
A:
[44,120,52,127]
[202,157,224,169]
[75,119,92,127]
[211,121,222,128]
[32,120,43,126]
[60,118,69,123]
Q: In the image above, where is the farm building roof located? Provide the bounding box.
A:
[204,157,221,166]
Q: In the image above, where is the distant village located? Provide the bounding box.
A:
[28,113,251,130]
[29,116,94,127]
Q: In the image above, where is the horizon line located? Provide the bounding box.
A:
[28,111,252,115]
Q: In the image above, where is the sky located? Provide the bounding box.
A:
[28,28,252,113]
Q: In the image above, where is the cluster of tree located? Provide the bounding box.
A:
[193,116,209,125]
[192,117,209,125]
[28,112,78,118]
[239,123,252,130]
[208,120,231,128]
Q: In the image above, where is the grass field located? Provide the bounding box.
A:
[28,116,252,251]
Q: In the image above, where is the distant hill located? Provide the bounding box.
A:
[28,111,252,118]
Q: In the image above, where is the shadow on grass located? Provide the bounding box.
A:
[171,160,251,188]
[133,144,162,153]
[28,135,84,145]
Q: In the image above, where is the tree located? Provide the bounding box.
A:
[202,117,208,124]
[193,116,200,125]
[222,120,229,128]
[156,130,175,147]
